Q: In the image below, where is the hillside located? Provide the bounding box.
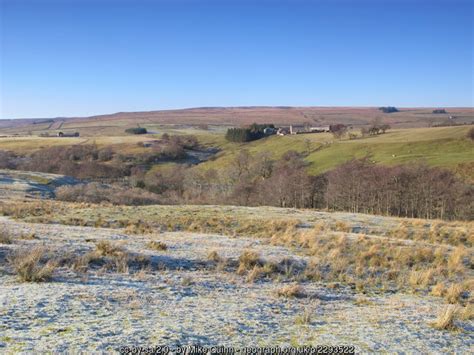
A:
[196,125,474,178]
[1,106,473,137]
[0,125,472,181]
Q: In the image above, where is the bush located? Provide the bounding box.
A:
[125,127,147,135]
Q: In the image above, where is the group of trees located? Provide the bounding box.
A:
[361,118,391,136]
[225,124,274,142]
[433,109,447,114]
[125,127,147,135]
[378,106,399,113]
[127,151,471,220]
[326,159,472,220]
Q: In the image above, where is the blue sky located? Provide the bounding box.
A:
[1,0,472,119]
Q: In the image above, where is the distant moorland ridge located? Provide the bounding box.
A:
[1,106,473,132]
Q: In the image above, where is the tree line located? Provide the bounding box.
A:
[130,151,472,220]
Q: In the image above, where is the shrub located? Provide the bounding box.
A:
[8,247,57,282]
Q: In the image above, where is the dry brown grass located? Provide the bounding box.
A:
[430,305,460,331]
[445,283,464,304]
[409,269,435,290]
[2,200,471,297]
[146,241,167,251]
[71,241,149,274]
[294,309,312,325]
[458,304,474,321]
[237,250,263,275]
[8,247,57,282]
[447,247,467,273]
[95,240,124,257]
[125,220,154,235]
[0,228,13,244]
[207,250,221,262]
[431,282,445,297]
[275,284,306,298]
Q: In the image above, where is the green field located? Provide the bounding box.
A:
[0,125,472,179]
[194,126,474,176]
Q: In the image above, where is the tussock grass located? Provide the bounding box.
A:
[276,284,306,298]
[71,241,149,274]
[207,250,221,262]
[294,309,312,325]
[1,200,471,297]
[95,240,124,257]
[8,247,57,282]
[430,305,460,331]
[431,283,445,297]
[0,228,13,244]
[146,241,167,251]
[445,283,464,304]
[237,250,263,275]
[458,304,473,321]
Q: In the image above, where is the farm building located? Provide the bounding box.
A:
[277,127,290,136]
[310,126,330,133]
[289,125,306,134]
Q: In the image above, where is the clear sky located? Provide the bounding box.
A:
[1,0,473,119]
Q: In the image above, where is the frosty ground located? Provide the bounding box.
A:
[0,216,472,353]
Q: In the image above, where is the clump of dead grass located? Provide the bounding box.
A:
[8,247,57,282]
[146,241,167,251]
[207,250,221,262]
[275,284,306,298]
[237,250,263,275]
[445,283,464,304]
[430,305,460,331]
[0,228,13,244]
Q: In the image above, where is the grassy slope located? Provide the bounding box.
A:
[195,126,474,175]
[0,125,472,178]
